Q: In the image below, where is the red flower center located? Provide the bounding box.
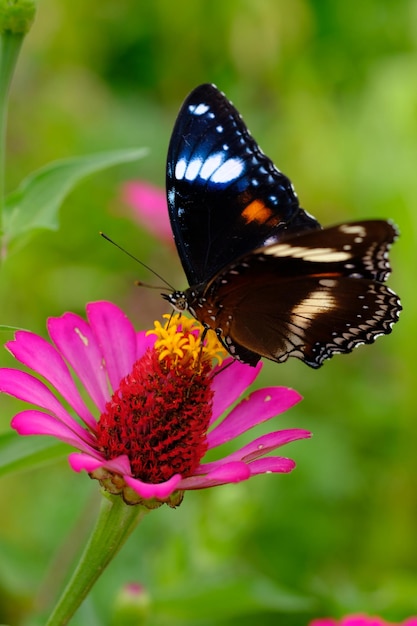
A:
[95,348,214,483]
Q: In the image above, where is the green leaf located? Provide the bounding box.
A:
[3,147,148,245]
[0,430,69,476]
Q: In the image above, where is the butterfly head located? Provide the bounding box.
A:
[162,291,190,314]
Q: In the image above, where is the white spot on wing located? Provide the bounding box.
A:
[185,157,203,181]
[290,290,336,330]
[167,188,175,204]
[211,158,244,183]
[263,243,352,263]
[190,103,209,115]
[339,224,367,237]
[175,158,187,180]
[319,279,337,288]
[200,153,224,180]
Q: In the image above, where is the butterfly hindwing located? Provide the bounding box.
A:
[190,220,401,367]
[211,272,400,368]
[166,83,320,286]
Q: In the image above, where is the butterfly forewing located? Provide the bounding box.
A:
[167,83,320,286]
[166,84,401,367]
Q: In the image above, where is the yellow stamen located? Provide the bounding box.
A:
[147,314,227,369]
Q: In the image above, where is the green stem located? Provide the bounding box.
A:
[0,30,24,235]
[45,494,149,626]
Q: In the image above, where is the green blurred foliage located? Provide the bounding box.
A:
[0,0,416,624]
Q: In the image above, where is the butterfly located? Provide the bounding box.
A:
[163,83,401,368]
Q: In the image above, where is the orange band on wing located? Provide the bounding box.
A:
[241,199,273,224]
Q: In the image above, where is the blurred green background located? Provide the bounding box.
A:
[0,1,416,624]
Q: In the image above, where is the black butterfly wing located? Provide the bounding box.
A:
[199,220,401,368]
[224,277,399,368]
[167,83,320,287]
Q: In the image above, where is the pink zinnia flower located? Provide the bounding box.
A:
[121,181,172,243]
[0,302,309,508]
[310,615,417,626]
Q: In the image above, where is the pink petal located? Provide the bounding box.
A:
[6,331,96,429]
[69,452,132,475]
[103,455,134,474]
[0,368,90,430]
[86,302,137,390]
[121,181,172,242]
[11,410,96,450]
[48,312,110,412]
[341,619,386,626]
[136,330,156,359]
[210,360,262,424]
[178,461,251,490]
[199,429,311,472]
[247,456,296,474]
[69,453,105,472]
[208,387,302,449]
[124,473,182,499]
[240,429,311,461]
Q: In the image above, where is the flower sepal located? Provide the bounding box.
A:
[90,465,184,508]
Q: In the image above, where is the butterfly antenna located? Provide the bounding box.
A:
[100,232,175,291]
[135,279,170,290]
